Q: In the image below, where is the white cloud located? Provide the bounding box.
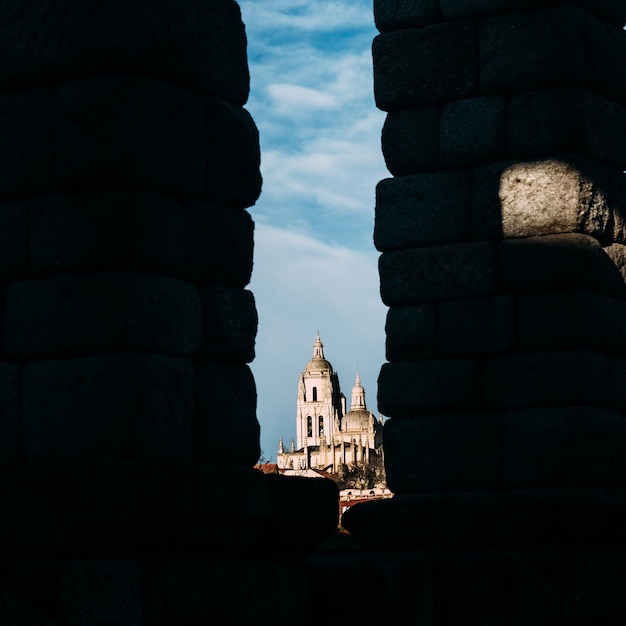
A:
[267,83,336,113]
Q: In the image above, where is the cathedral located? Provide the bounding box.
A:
[276,333,384,473]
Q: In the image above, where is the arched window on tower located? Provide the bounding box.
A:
[319,416,324,436]
[312,386,317,401]
[307,416,312,438]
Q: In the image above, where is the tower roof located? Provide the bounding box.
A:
[305,331,333,373]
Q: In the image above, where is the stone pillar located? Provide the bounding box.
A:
[0,1,337,622]
[344,0,626,620]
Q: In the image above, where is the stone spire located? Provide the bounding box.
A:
[351,369,366,410]
[313,331,324,359]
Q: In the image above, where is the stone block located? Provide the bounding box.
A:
[378,359,481,416]
[205,99,262,209]
[381,106,440,175]
[383,413,503,493]
[194,362,260,466]
[610,357,626,410]
[182,202,254,287]
[604,243,626,285]
[0,202,29,279]
[500,234,626,296]
[31,191,184,276]
[374,170,471,251]
[0,364,21,469]
[479,7,589,94]
[440,95,506,166]
[56,75,206,198]
[508,88,626,168]
[379,242,498,306]
[4,273,202,358]
[473,157,613,240]
[374,0,439,31]
[0,0,250,103]
[199,287,257,363]
[0,89,56,199]
[483,349,611,409]
[22,354,194,462]
[504,406,626,488]
[439,0,509,18]
[439,295,515,355]
[517,291,626,353]
[373,22,477,111]
[385,305,437,361]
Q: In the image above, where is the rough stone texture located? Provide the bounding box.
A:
[439,296,515,355]
[379,242,497,305]
[374,170,471,251]
[199,287,257,363]
[383,413,504,493]
[0,592,55,626]
[605,243,626,284]
[4,273,202,358]
[504,406,626,488]
[499,234,626,297]
[378,359,481,416]
[439,0,509,19]
[0,202,29,279]
[31,192,184,276]
[194,362,260,466]
[610,357,626,410]
[507,88,626,167]
[517,291,626,353]
[183,202,255,287]
[440,95,506,166]
[0,0,250,103]
[381,106,440,175]
[22,355,194,462]
[483,349,611,409]
[385,305,437,361]
[0,89,55,199]
[206,98,262,209]
[60,560,142,626]
[373,21,477,110]
[475,157,613,241]
[374,0,439,32]
[0,364,21,469]
[56,75,206,199]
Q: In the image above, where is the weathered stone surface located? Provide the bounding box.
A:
[440,95,506,166]
[385,305,437,361]
[194,362,260,466]
[4,273,202,358]
[439,0,508,18]
[604,243,626,285]
[0,89,55,199]
[0,0,250,103]
[374,170,471,251]
[474,157,613,240]
[439,295,515,355]
[381,106,440,175]
[610,357,626,410]
[0,364,21,469]
[56,76,206,198]
[480,7,589,94]
[384,413,503,493]
[378,359,481,416]
[374,0,439,31]
[199,287,257,363]
[22,355,194,462]
[505,406,626,488]
[507,88,626,168]
[0,202,29,279]
[517,291,626,353]
[60,561,142,626]
[373,22,477,111]
[500,234,626,296]
[379,242,498,305]
[183,202,254,286]
[205,99,262,209]
[0,592,55,626]
[483,350,611,409]
[31,192,184,276]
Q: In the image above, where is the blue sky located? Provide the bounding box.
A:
[238,0,389,459]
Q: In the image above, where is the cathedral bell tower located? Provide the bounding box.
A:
[296,332,343,450]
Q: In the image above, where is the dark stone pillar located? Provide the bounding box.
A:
[344,1,626,622]
[0,2,337,623]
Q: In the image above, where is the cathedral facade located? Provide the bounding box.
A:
[276,333,384,473]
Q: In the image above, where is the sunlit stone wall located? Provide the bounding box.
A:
[372,0,626,498]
